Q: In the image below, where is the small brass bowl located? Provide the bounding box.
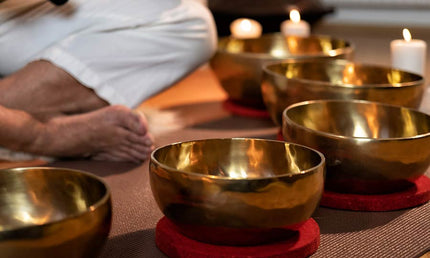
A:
[210,33,353,108]
[282,100,430,194]
[263,59,425,125]
[0,167,112,258]
[149,138,325,245]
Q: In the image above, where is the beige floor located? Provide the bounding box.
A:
[141,64,227,110]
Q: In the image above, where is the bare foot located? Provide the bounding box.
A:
[34,105,154,162]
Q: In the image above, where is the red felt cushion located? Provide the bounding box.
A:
[320,175,430,211]
[277,129,283,141]
[155,217,320,258]
[223,99,270,119]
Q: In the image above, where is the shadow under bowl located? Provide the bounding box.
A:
[0,167,112,258]
[263,59,425,125]
[149,138,325,245]
[282,100,430,194]
[210,33,353,109]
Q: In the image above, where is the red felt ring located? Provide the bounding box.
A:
[223,99,270,119]
[155,217,320,258]
[277,129,284,141]
[320,175,430,211]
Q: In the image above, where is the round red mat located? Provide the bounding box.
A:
[155,217,320,258]
[277,129,284,141]
[223,99,270,119]
[320,175,430,211]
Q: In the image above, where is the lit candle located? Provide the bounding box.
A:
[230,18,262,39]
[280,9,310,37]
[390,28,427,76]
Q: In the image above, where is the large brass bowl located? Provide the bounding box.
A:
[149,138,325,245]
[210,33,353,108]
[0,167,112,258]
[263,59,425,125]
[282,100,430,194]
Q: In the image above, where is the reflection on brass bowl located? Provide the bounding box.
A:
[0,167,112,258]
[282,100,430,194]
[149,138,325,245]
[210,33,353,108]
[263,59,425,125]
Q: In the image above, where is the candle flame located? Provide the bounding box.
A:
[347,64,355,74]
[230,18,262,39]
[239,19,252,32]
[402,28,412,42]
[290,9,301,23]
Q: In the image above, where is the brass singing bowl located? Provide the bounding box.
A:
[282,100,430,194]
[263,59,425,125]
[210,33,353,108]
[0,167,112,258]
[149,138,325,245]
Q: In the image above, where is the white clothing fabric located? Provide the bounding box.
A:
[0,0,217,107]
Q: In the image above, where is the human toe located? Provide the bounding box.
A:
[126,131,154,147]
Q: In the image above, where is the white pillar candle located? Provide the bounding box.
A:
[230,18,262,39]
[280,9,310,37]
[391,28,427,76]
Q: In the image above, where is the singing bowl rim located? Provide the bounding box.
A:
[0,167,111,233]
[150,137,325,180]
[216,33,354,59]
[283,99,430,141]
[263,59,424,89]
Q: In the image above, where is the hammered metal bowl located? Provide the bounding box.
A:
[0,167,112,258]
[149,138,325,245]
[210,33,353,108]
[282,100,430,194]
[263,59,425,125]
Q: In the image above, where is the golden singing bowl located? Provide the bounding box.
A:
[0,167,112,258]
[210,33,353,108]
[149,138,325,245]
[263,59,425,125]
[282,100,430,194]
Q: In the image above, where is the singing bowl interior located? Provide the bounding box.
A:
[282,100,430,193]
[0,167,112,258]
[210,33,353,108]
[149,138,325,244]
[263,59,424,125]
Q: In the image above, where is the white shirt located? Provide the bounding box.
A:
[0,0,216,107]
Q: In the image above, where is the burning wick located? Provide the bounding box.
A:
[230,18,262,39]
[280,9,310,37]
